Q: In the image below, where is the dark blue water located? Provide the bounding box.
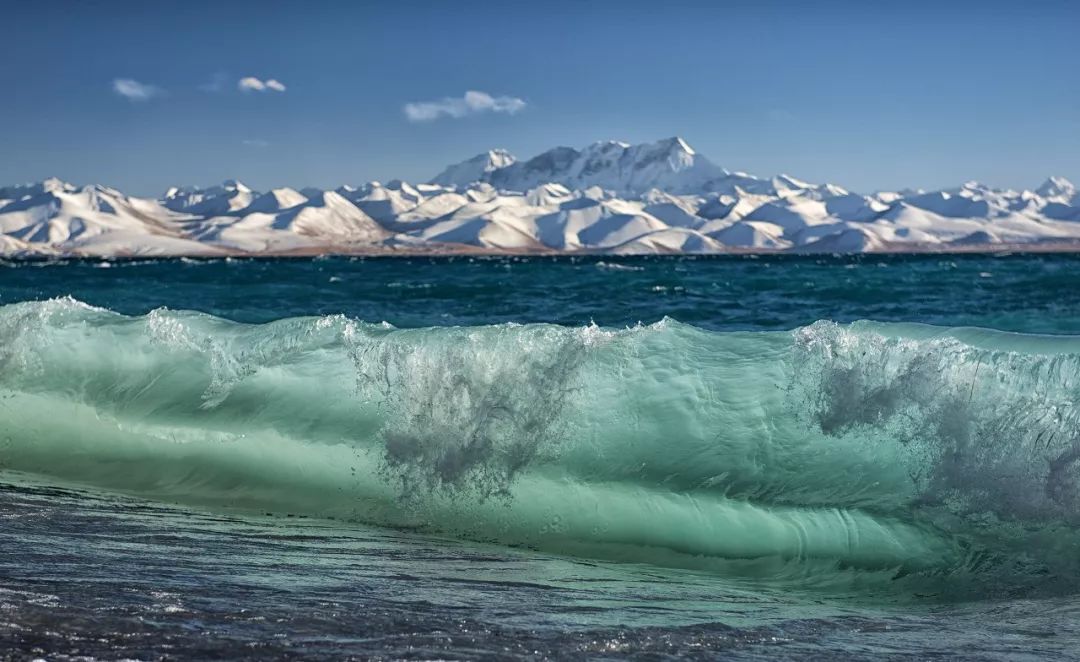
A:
[3,253,1080,333]
[3,254,1080,660]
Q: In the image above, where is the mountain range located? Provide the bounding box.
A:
[2,137,1079,257]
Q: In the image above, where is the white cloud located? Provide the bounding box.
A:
[403,90,526,122]
[242,139,269,147]
[112,78,162,101]
[239,76,286,93]
[238,77,265,91]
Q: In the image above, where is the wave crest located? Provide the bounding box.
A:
[3,299,1080,592]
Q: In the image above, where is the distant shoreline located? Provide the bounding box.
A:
[8,239,1080,261]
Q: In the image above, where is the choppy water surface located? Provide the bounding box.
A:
[3,254,1080,659]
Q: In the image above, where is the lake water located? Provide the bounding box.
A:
[2,254,1080,659]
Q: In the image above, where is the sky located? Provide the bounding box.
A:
[1,0,1078,195]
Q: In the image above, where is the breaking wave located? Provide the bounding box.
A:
[3,297,1080,594]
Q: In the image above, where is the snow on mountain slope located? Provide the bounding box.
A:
[243,187,308,214]
[185,190,389,252]
[0,182,218,256]
[532,197,661,250]
[463,137,730,195]
[709,221,790,249]
[742,198,832,232]
[1043,202,1080,222]
[608,228,723,255]
[164,180,255,216]
[795,227,885,253]
[641,190,704,229]
[391,191,473,230]
[525,183,574,207]
[430,149,516,187]
[3,139,1080,256]
[904,189,992,219]
[409,197,549,250]
[337,180,423,221]
[415,216,542,250]
[1036,176,1076,201]
[0,177,76,203]
[0,233,51,257]
[823,193,889,221]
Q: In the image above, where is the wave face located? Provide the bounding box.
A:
[3,297,1080,592]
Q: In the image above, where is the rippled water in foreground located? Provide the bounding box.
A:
[3,254,1080,659]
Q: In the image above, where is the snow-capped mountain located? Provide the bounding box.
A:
[430,149,516,188]
[2,137,1079,257]
[476,137,730,194]
[0,180,214,256]
[1036,176,1077,201]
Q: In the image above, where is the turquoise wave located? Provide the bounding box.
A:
[2,297,1080,592]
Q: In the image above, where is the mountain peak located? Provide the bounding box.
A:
[429,149,518,187]
[40,177,75,193]
[245,187,307,213]
[656,136,695,155]
[6,144,1080,256]
[0,178,76,203]
[486,148,515,160]
[222,179,251,193]
[435,137,724,194]
[1036,176,1075,198]
[582,139,631,153]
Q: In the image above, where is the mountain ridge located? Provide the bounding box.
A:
[2,137,1079,257]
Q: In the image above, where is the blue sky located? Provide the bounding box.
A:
[1,0,1077,195]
